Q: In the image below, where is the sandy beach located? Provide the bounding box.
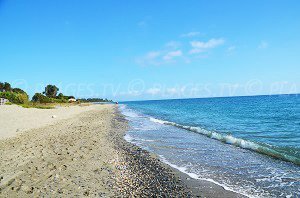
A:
[0,104,244,197]
[0,104,98,139]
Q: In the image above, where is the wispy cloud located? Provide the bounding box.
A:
[163,50,182,60]
[136,51,161,66]
[258,41,268,49]
[226,46,236,55]
[227,46,236,52]
[136,41,184,66]
[165,41,181,49]
[146,88,161,95]
[166,87,187,95]
[189,38,224,54]
[144,86,187,97]
[136,37,226,66]
[181,31,201,37]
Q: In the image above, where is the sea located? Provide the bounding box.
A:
[120,94,300,197]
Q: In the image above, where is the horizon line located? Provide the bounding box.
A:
[119,92,300,103]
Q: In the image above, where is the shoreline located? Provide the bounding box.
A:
[0,104,245,197]
[116,107,246,198]
[108,106,192,196]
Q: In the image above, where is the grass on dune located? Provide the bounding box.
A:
[19,102,84,109]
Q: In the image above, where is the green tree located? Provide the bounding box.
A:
[43,85,59,98]
[0,82,4,92]
[0,92,29,104]
[32,93,53,103]
[3,82,11,92]
[57,93,64,99]
[12,88,26,94]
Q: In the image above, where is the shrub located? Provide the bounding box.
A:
[12,88,26,94]
[0,91,29,104]
[32,93,54,103]
[32,93,70,103]
[57,93,64,99]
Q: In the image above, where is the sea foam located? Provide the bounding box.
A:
[149,117,300,165]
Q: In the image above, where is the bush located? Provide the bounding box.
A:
[32,93,54,103]
[32,93,69,103]
[56,93,69,101]
[12,88,26,94]
[0,92,29,104]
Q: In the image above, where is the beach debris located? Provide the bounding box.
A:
[52,115,57,118]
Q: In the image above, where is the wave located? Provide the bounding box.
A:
[149,117,300,166]
[119,104,141,118]
[158,155,254,198]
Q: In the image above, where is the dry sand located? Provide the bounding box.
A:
[0,104,244,197]
[0,104,120,197]
[0,104,99,139]
[0,104,190,197]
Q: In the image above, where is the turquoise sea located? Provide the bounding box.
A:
[120,94,300,197]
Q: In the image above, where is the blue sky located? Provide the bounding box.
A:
[1,0,300,101]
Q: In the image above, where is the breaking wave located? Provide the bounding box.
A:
[149,117,300,165]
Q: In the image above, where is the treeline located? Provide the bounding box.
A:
[32,85,75,103]
[78,98,113,103]
[1,82,114,107]
[0,82,75,104]
[0,82,29,104]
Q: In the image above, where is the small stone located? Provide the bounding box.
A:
[52,115,57,118]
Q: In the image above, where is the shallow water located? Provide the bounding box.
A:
[120,95,300,197]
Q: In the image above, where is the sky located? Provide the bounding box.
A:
[0,0,300,101]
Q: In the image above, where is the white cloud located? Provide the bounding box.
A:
[165,41,181,49]
[163,50,182,60]
[137,49,183,66]
[190,38,224,49]
[226,46,236,55]
[118,90,142,96]
[181,32,201,37]
[166,88,178,95]
[166,87,186,95]
[227,46,236,51]
[189,38,224,54]
[136,51,161,66]
[146,51,161,59]
[258,41,268,49]
[146,88,161,95]
[189,48,205,54]
[136,37,227,65]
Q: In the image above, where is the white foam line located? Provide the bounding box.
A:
[124,134,134,142]
[150,117,261,150]
[158,155,255,198]
[149,116,300,165]
[123,114,256,197]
